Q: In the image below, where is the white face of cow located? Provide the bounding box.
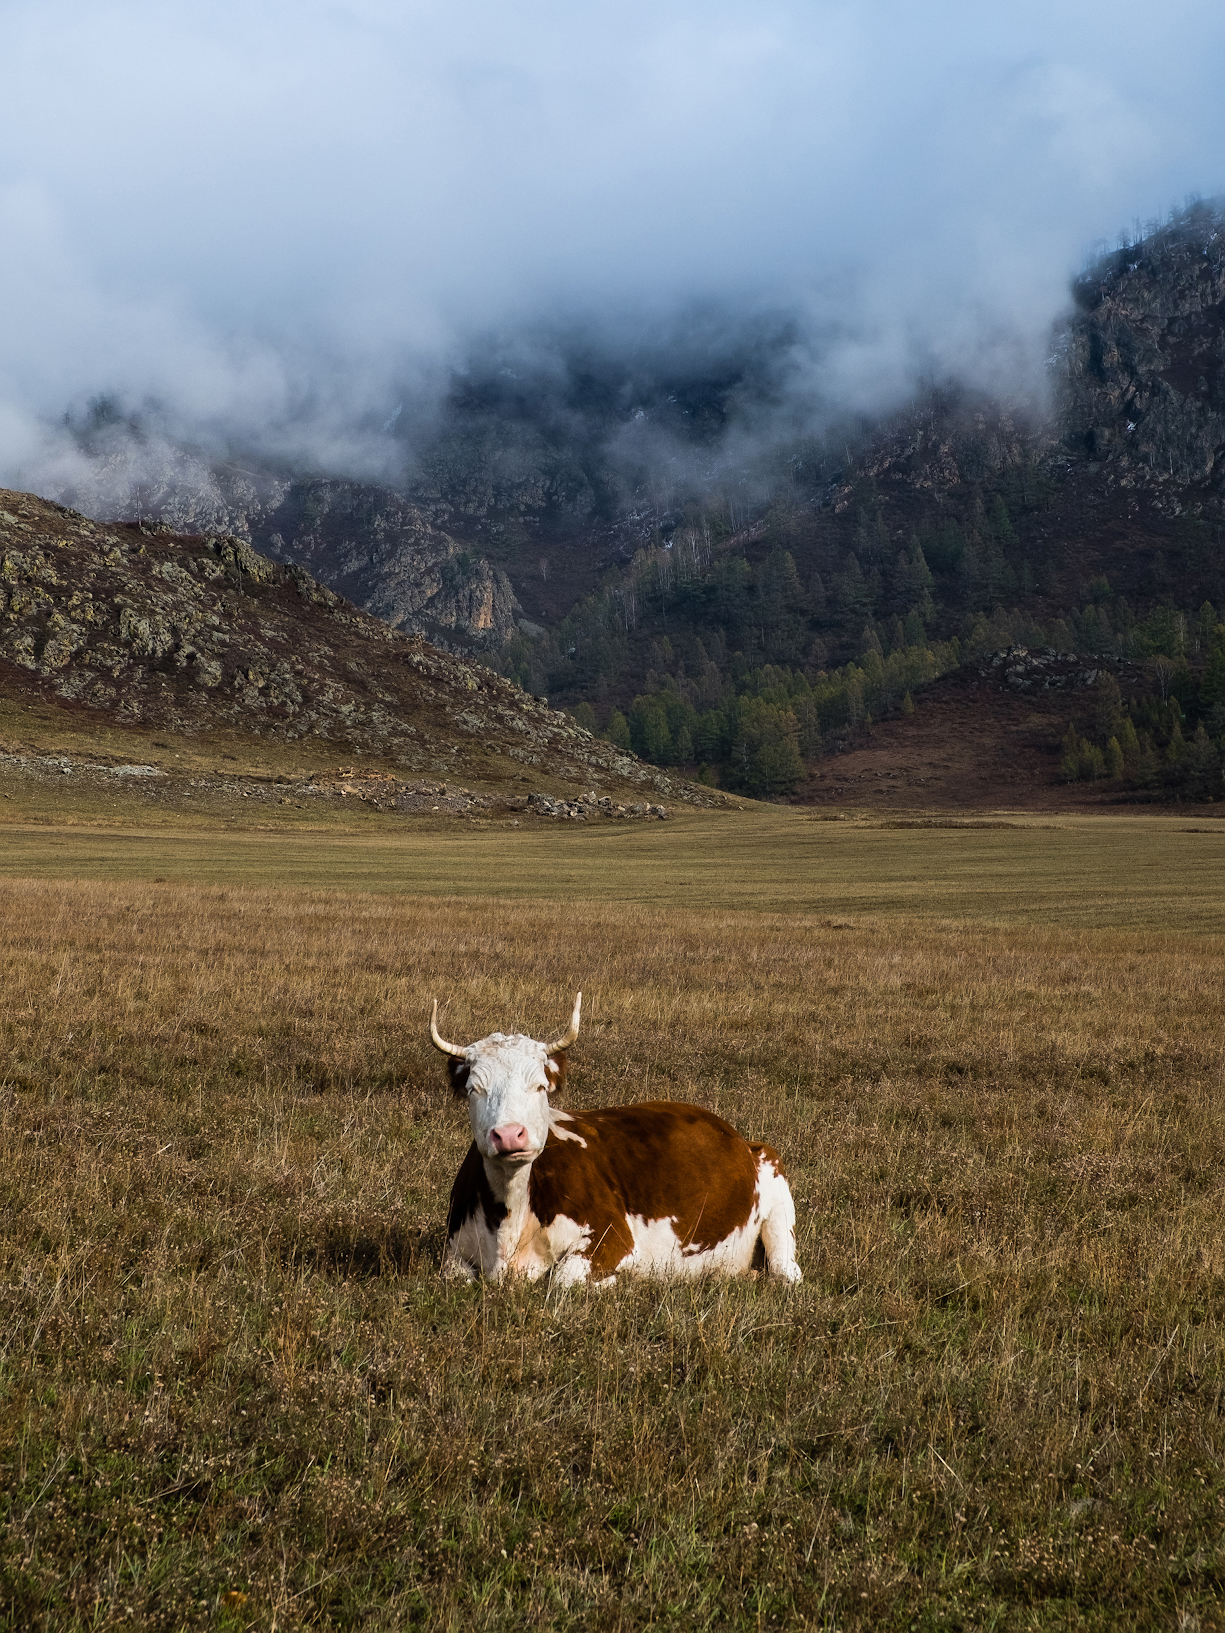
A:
[460,1034,557,1162]
[430,993,581,1167]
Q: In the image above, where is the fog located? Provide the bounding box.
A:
[3,0,1224,497]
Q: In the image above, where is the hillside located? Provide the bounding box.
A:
[798,649,1157,813]
[25,202,1225,808]
[49,441,525,651]
[0,490,715,819]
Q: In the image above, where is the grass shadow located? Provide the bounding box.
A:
[279,1214,447,1279]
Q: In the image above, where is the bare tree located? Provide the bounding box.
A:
[1151,654,1177,701]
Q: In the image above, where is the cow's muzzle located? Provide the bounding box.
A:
[488,1124,533,1157]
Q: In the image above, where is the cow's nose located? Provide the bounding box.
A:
[489,1124,531,1154]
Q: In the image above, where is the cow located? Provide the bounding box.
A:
[431,992,802,1286]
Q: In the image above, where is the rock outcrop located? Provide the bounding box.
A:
[49,446,523,646]
[254,480,522,643]
[978,645,1146,694]
[1060,200,1225,489]
[526,789,667,820]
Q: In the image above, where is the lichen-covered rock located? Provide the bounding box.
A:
[207,535,276,585]
[118,603,175,659]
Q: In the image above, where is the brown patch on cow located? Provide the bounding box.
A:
[545,1052,568,1098]
[447,1141,508,1236]
[446,1057,472,1099]
[528,1102,758,1279]
[749,1141,788,1179]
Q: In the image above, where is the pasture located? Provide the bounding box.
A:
[1,811,1223,1629]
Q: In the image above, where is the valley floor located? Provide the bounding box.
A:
[0,805,1222,932]
[1,811,1222,1630]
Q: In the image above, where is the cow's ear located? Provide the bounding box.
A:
[447,1057,472,1099]
[545,1052,569,1099]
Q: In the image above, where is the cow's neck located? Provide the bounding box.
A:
[481,1155,535,1239]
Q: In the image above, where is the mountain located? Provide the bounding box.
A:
[1061,197,1225,487]
[26,200,1225,806]
[0,489,714,810]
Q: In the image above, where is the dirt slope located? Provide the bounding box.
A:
[798,649,1166,813]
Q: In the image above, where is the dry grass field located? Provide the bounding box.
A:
[2,807,1224,930]
[1,815,1223,1630]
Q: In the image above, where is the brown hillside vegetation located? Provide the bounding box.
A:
[0,818,1223,1629]
[799,656,1165,813]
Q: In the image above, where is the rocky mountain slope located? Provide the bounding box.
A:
[1061,199,1225,488]
[50,442,523,649]
[0,489,709,807]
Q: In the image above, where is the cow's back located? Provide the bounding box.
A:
[529,1100,761,1279]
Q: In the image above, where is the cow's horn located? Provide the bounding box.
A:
[547,991,582,1052]
[429,999,468,1058]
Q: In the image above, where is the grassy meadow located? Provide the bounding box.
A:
[2,807,1225,929]
[1,812,1223,1629]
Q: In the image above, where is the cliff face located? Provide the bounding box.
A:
[1060,201,1225,489]
[250,480,522,643]
[51,450,523,647]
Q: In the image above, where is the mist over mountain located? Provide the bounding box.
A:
[7,200,1225,810]
[5,0,1225,498]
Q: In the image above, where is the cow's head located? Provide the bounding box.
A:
[429,993,581,1164]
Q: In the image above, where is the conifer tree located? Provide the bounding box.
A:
[987,496,1017,546]
[1185,724,1221,800]
[605,708,631,751]
[1060,724,1082,782]
[1201,643,1225,711]
[1134,733,1160,788]
[1094,675,1125,740]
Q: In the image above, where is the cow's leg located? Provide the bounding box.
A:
[756,1157,803,1284]
[550,1252,594,1289]
[441,1239,480,1281]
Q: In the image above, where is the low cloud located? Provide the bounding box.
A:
[2,0,1223,496]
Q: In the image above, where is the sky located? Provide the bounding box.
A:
[2,0,1224,491]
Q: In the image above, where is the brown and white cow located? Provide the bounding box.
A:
[431,993,802,1286]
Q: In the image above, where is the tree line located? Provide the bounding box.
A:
[1058,608,1225,800]
[478,446,1225,798]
